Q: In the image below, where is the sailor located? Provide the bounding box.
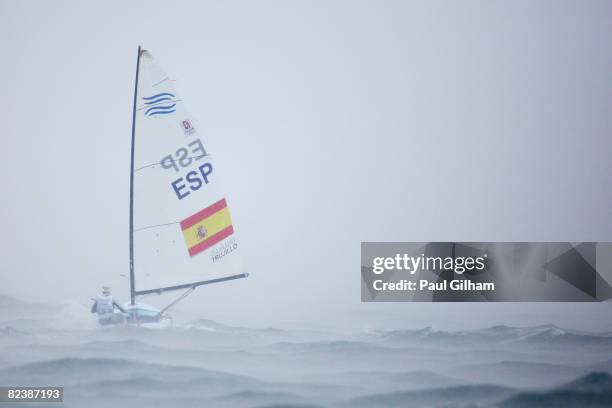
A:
[91,286,126,325]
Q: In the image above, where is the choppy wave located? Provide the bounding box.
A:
[372,324,612,350]
[500,372,612,407]
[0,357,244,386]
[349,384,516,407]
[3,294,612,407]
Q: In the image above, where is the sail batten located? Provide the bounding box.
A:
[134,154,211,172]
[131,49,244,295]
[134,222,180,232]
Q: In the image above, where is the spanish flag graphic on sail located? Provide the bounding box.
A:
[180,198,234,257]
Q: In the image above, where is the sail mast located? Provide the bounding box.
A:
[129,45,142,305]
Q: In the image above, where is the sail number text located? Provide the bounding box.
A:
[159,139,213,200]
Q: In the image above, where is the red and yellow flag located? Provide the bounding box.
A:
[180,198,234,257]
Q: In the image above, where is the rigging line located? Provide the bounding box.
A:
[133,154,211,172]
[158,287,196,316]
[152,77,170,87]
[134,221,180,232]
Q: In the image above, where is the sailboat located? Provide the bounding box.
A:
[93,46,248,327]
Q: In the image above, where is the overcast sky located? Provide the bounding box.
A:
[1,0,611,331]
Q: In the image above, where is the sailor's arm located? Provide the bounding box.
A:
[90,301,97,313]
[113,301,126,314]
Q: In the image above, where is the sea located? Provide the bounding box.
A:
[1,295,612,407]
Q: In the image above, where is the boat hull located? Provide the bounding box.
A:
[96,302,171,329]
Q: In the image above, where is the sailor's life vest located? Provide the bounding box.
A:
[95,295,114,317]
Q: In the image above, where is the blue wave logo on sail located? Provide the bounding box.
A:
[142,92,177,117]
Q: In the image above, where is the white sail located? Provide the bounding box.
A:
[132,49,243,294]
